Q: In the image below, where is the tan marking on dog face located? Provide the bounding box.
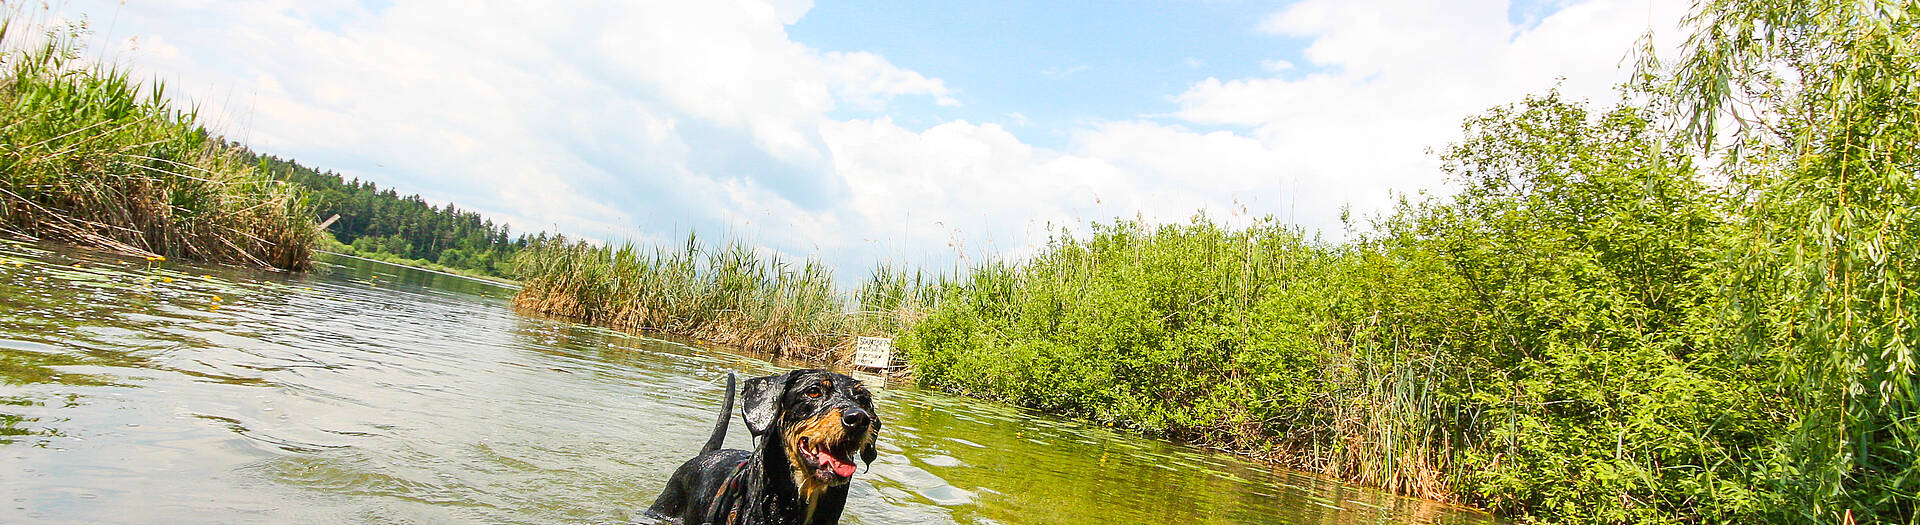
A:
[784,407,852,501]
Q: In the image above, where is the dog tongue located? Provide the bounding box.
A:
[816,449,857,477]
[831,459,857,478]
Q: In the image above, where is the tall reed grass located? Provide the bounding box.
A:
[0,14,313,270]
[511,233,939,361]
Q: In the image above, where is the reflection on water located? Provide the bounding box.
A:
[0,239,1497,524]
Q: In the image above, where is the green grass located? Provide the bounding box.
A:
[0,13,314,271]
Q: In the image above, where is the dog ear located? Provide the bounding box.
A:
[739,371,793,436]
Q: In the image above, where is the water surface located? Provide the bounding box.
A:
[0,240,1496,524]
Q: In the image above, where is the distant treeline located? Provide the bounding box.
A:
[240,153,549,278]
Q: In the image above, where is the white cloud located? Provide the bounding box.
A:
[822,51,959,110]
[61,0,953,255]
[820,118,1114,264]
[817,0,1687,267]
[1173,0,1689,230]
[50,0,1691,279]
[817,117,1320,268]
[819,0,1689,266]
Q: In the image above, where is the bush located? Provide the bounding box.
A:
[902,92,1794,523]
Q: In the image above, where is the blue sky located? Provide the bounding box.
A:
[45,0,1688,277]
[789,1,1292,144]
[790,0,1601,146]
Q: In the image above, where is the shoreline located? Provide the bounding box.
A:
[317,250,521,288]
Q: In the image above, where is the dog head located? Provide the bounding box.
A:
[740,369,880,490]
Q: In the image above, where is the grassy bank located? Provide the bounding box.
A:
[0,16,314,271]
[510,233,927,361]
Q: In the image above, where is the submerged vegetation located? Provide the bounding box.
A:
[0,17,313,270]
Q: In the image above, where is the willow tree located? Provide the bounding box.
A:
[1670,1,1919,522]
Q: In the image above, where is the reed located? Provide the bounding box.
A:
[0,14,314,270]
[849,262,948,335]
[511,233,937,362]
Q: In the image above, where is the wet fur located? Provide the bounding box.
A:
[782,408,842,505]
[645,370,880,525]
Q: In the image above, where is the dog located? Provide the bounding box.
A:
[645,369,881,525]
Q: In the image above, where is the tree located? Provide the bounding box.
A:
[1669,0,1920,521]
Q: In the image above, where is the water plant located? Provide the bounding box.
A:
[512,233,933,361]
[0,12,314,270]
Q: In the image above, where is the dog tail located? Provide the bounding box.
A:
[702,372,736,454]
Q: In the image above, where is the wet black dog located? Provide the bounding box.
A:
[645,369,880,525]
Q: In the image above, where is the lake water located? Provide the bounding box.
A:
[0,239,1497,524]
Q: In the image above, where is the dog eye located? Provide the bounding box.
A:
[803,385,822,398]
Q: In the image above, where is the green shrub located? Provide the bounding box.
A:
[901,92,1794,523]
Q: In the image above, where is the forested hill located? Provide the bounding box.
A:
[244,151,551,278]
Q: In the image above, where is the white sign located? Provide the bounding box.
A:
[853,336,894,369]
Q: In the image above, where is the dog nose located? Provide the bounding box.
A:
[842,409,870,429]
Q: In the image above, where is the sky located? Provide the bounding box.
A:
[41,0,1690,277]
